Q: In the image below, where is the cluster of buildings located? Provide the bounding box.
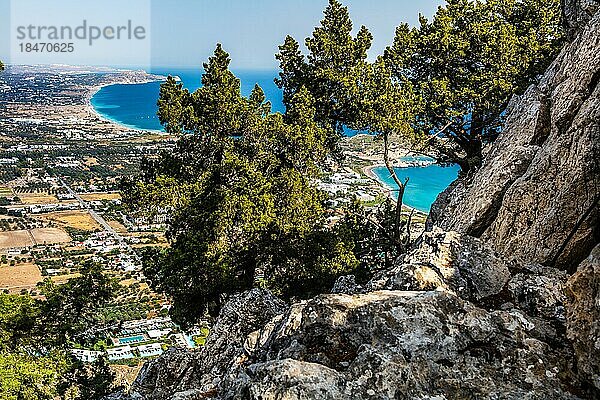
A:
[318,168,380,207]
[80,231,140,271]
[71,317,204,363]
[0,157,19,165]
[83,231,122,253]
[3,144,68,154]
[26,202,79,215]
[72,343,164,363]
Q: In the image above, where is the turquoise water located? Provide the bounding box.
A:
[185,334,197,349]
[118,335,145,344]
[373,164,460,213]
[91,68,285,132]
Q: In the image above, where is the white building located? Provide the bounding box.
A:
[138,343,163,358]
[106,345,134,361]
[6,248,23,257]
[170,333,189,348]
[45,268,62,276]
[71,349,102,363]
[147,329,171,340]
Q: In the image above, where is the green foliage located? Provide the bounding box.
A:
[274,1,424,251]
[275,0,373,149]
[0,263,118,399]
[37,262,119,346]
[276,0,562,172]
[335,200,403,278]
[124,45,359,328]
[192,327,210,347]
[0,350,68,400]
[255,221,358,298]
[60,357,116,400]
[355,59,420,142]
[384,0,562,171]
[0,292,39,351]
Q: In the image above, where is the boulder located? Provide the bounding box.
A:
[506,264,569,322]
[566,244,600,391]
[563,0,600,38]
[239,291,580,399]
[368,228,513,304]
[129,348,200,400]
[110,285,583,400]
[331,274,362,295]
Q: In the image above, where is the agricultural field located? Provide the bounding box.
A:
[119,278,150,291]
[30,228,71,245]
[18,192,59,205]
[0,230,34,249]
[51,273,81,284]
[43,210,101,231]
[0,263,42,292]
[127,232,169,249]
[79,192,121,201]
[0,186,13,197]
[108,220,128,234]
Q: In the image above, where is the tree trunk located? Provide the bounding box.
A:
[441,114,485,173]
[463,108,485,172]
[383,133,409,247]
[394,182,406,243]
[459,137,483,173]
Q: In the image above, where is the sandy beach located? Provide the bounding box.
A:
[85,73,167,134]
[362,163,384,180]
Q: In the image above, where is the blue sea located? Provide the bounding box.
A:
[372,164,460,213]
[91,68,459,212]
[91,68,284,132]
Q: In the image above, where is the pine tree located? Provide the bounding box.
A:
[275,0,373,150]
[384,0,562,172]
[125,45,358,327]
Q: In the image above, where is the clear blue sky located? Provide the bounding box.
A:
[0,0,443,69]
[150,0,443,69]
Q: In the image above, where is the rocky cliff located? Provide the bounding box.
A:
[107,2,600,399]
[428,0,600,270]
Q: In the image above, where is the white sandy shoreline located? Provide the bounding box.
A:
[85,73,168,134]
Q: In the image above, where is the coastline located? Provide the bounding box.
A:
[362,162,435,216]
[85,73,168,135]
[362,163,384,181]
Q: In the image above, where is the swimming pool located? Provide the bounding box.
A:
[185,334,196,348]
[118,335,145,344]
